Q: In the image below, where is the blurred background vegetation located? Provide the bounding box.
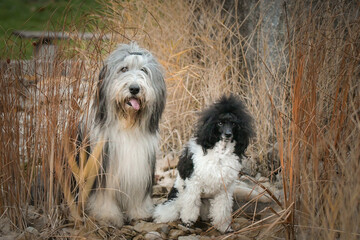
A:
[0,0,101,59]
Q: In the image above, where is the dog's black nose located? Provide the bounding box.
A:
[129,84,140,95]
[225,133,232,138]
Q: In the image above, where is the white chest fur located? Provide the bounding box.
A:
[188,139,242,195]
[104,126,158,197]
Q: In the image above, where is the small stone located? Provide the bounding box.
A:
[168,221,180,228]
[168,229,185,239]
[120,225,136,236]
[144,231,162,240]
[133,234,146,240]
[133,220,169,234]
[25,227,39,235]
[158,224,170,235]
[178,236,199,240]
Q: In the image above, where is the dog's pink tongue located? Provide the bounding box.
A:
[129,98,140,111]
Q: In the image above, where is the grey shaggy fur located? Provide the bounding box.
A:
[76,43,166,227]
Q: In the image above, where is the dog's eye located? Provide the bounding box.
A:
[119,67,128,73]
[141,67,148,75]
[217,122,223,126]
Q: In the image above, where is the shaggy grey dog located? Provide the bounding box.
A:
[76,43,166,227]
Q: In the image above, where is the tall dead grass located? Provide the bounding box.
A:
[282,2,360,239]
[0,0,359,239]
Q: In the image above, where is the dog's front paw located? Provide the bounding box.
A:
[216,224,233,233]
[181,220,194,228]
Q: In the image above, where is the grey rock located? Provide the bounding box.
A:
[144,231,162,240]
[25,227,39,235]
[133,220,169,234]
[178,236,199,240]
[133,235,146,240]
[158,224,170,235]
[168,229,185,239]
[119,225,136,237]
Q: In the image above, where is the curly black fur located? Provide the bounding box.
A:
[177,146,195,180]
[195,94,255,159]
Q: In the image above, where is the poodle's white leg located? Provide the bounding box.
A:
[179,182,201,226]
[209,188,234,233]
[153,199,180,223]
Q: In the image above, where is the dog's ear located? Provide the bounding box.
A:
[148,66,166,133]
[98,65,108,81]
[234,120,255,159]
[195,115,219,153]
[234,128,250,159]
[95,65,108,126]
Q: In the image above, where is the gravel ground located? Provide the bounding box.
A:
[0,153,283,239]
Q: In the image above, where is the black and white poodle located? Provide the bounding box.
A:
[153,94,254,232]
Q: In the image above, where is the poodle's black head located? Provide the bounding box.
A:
[195,94,255,158]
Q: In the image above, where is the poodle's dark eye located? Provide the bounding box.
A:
[141,67,148,75]
[217,122,223,126]
[118,66,128,73]
[232,122,236,126]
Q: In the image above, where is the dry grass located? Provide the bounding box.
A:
[0,0,359,239]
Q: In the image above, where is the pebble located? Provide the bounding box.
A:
[144,231,162,240]
[178,236,199,240]
[25,227,39,235]
[168,229,186,239]
[133,235,146,240]
[133,220,169,234]
[119,225,137,237]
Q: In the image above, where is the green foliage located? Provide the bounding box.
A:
[0,0,102,59]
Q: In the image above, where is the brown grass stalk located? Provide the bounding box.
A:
[1,0,359,239]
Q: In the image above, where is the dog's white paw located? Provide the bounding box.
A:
[181,220,194,228]
[215,223,233,233]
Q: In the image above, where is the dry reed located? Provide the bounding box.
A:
[0,0,359,239]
